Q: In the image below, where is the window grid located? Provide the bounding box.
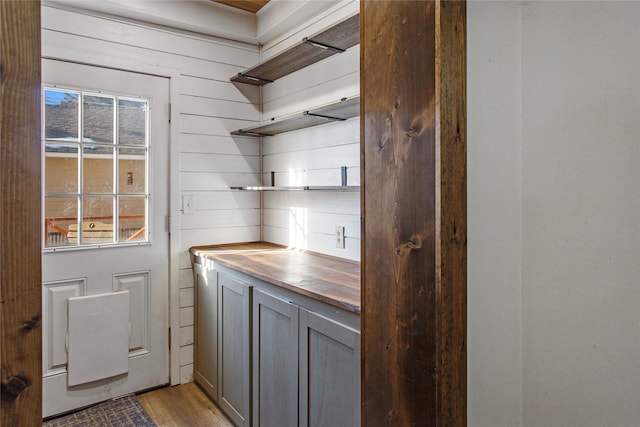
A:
[43,86,150,249]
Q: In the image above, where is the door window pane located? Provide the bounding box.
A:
[45,90,79,141]
[118,196,146,242]
[83,145,114,193]
[45,143,78,194]
[118,148,146,194]
[119,99,147,145]
[83,95,114,143]
[82,196,114,245]
[44,196,78,247]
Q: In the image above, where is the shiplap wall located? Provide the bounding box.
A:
[40,0,361,389]
[41,4,261,384]
[260,0,361,261]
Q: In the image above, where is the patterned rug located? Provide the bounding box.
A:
[43,394,157,427]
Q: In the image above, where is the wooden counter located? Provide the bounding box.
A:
[190,242,361,314]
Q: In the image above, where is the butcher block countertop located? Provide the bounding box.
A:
[190,242,361,314]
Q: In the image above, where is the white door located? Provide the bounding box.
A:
[41,59,170,417]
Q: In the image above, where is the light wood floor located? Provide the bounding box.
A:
[138,382,234,427]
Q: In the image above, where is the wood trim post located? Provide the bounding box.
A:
[1,1,43,424]
[361,1,466,425]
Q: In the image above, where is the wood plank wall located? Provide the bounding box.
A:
[261,1,361,261]
[41,5,261,383]
[361,1,467,425]
[0,1,43,424]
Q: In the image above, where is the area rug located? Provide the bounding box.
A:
[43,394,157,427]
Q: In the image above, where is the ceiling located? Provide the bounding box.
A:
[214,0,269,13]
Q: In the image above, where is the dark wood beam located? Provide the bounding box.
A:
[361,1,466,425]
[1,1,43,425]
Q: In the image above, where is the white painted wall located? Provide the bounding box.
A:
[520,2,640,425]
[256,0,340,44]
[260,0,361,261]
[41,3,261,385]
[467,2,523,425]
[468,1,640,425]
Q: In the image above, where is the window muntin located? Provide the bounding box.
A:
[43,87,149,249]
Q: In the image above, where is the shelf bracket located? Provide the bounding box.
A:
[233,129,273,137]
[303,37,346,53]
[235,73,273,84]
[303,111,347,121]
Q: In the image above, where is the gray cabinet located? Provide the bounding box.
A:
[252,290,299,427]
[299,310,361,427]
[194,262,218,400]
[218,273,252,427]
[252,289,361,427]
[193,256,360,427]
[194,260,252,427]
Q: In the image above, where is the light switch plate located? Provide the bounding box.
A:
[183,194,195,214]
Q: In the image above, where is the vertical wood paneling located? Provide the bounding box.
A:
[0,1,43,424]
[362,2,437,423]
[436,2,467,424]
[361,1,466,425]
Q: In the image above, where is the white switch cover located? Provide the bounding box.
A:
[183,194,195,214]
[335,226,345,249]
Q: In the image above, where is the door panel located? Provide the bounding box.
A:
[43,279,87,375]
[41,59,170,417]
[113,271,150,355]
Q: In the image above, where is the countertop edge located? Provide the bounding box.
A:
[190,243,361,315]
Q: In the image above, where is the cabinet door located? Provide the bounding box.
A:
[252,290,299,427]
[218,273,252,427]
[299,309,361,427]
[194,262,217,400]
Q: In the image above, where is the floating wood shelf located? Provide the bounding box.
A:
[230,185,360,192]
[231,96,359,137]
[231,14,360,86]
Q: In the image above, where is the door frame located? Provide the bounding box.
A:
[39,53,183,386]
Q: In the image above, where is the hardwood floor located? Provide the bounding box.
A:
[138,382,234,427]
